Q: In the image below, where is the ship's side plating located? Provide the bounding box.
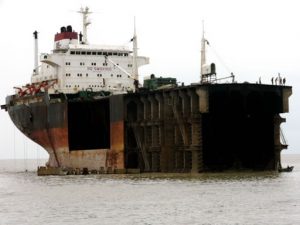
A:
[6,93,126,171]
[5,83,292,172]
[124,84,292,172]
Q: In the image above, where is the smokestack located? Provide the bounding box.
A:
[33,31,38,75]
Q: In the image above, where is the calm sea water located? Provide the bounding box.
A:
[0,155,299,225]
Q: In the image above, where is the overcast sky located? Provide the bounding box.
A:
[0,0,299,159]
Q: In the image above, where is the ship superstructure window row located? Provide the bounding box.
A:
[70,51,129,57]
[65,73,126,78]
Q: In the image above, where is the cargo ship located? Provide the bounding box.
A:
[1,7,292,174]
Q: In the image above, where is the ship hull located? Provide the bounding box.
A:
[4,83,292,173]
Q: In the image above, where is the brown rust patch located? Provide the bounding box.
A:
[29,128,68,167]
[30,129,52,149]
[109,121,125,169]
[29,128,68,150]
[48,127,68,150]
[69,149,107,170]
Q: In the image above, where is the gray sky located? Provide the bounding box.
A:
[0,0,299,159]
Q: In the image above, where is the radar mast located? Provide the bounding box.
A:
[78,7,91,44]
[132,17,138,82]
[200,20,206,81]
[200,21,217,84]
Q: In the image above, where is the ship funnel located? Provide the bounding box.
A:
[33,30,39,75]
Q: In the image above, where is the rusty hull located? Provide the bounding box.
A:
[4,83,293,173]
[123,83,292,172]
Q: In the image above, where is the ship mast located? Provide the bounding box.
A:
[132,17,138,82]
[33,31,39,75]
[78,7,91,44]
[200,20,206,83]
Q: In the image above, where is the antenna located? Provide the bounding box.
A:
[78,7,92,44]
[33,31,39,75]
[132,16,139,82]
[200,20,206,82]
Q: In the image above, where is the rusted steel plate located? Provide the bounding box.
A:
[109,121,125,169]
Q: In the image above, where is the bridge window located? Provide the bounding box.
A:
[97,52,103,55]
[87,51,91,55]
[70,51,75,55]
[92,52,96,55]
[76,51,80,55]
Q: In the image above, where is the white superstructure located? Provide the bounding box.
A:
[26,7,149,96]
